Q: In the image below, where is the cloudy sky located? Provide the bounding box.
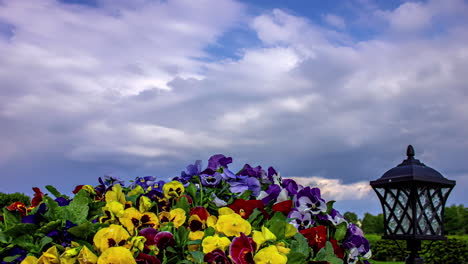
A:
[1,0,467,216]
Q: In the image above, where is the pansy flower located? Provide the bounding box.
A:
[288,210,313,231]
[299,225,327,252]
[200,172,222,187]
[296,187,327,214]
[119,208,159,235]
[7,201,28,216]
[202,234,231,253]
[204,249,230,264]
[153,231,175,253]
[207,154,232,170]
[93,224,131,253]
[136,253,161,264]
[162,181,185,199]
[97,247,136,264]
[228,199,266,219]
[229,233,257,264]
[216,213,251,237]
[253,245,287,264]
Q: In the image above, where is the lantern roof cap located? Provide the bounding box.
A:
[371,145,456,186]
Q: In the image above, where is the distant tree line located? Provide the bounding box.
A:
[344,204,468,235]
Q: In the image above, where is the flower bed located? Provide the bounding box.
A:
[0,154,371,264]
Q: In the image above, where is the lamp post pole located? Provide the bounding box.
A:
[406,239,423,264]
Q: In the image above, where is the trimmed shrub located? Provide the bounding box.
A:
[0,192,30,209]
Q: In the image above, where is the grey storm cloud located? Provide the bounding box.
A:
[0,0,467,215]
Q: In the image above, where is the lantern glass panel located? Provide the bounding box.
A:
[415,186,447,236]
[381,187,412,235]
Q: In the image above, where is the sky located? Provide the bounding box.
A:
[0,0,467,217]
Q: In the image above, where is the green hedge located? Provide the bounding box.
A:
[370,237,468,264]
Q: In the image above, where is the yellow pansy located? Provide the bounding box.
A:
[97,247,136,264]
[105,184,126,205]
[202,234,231,254]
[128,185,144,196]
[207,215,217,227]
[77,246,98,264]
[162,181,185,199]
[99,201,125,223]
[216,213,251,237]
[82,185,97,195]
[130,236,146,253]
[188,231,205,251]
[93,224,130,253]
[119,207,159,235]
[218,207,235,215]
[138,196,152,213]
[253,245,287,264]
[189,231,205,240]
[170,208,187,228]
[60,246,80,264]
[252,226,277,248]
[285,223,297,238]
[276,242,291,255]
[21,256,38,264]
[37,246,60,264]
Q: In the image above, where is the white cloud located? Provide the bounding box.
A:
[386,2,432,32]
[286,176,373,201]
[324,14,346,30]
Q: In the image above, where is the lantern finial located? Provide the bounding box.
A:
[407,145,415,158]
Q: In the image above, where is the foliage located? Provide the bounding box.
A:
[421,238,468,264]
[361,213,384,235]
[444,204,468,235]
[0,154,372,264]
[369,235,468,264]
[343,212,359,224]
[0,192,30,210]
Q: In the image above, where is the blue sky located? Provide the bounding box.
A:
[0,0,467,217]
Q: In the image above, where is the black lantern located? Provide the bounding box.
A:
[370,145,456,264]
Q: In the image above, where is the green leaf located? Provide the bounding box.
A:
[3,255,21,262]
[63,189,90,225]
[315,241,343,264]
[238,190,253,200]
[174,196,190,216]
[40,236,53,251]
[334,222,347,241]
[43,197,63,221]
[187,239,201,245]
[36,220,62,236]
[287,233,310,263]
[45,185,69,199]
[266,212,287,240]
[11,234,34,250]
[4,223,37,237]
[189,251,204,263]
[0,231,9,243]
[2,209,19,229]
[247,208,263,223]
[326,200,336,214]
[68,221,93,239]
[203,227,215,238]
[186,183,197,198]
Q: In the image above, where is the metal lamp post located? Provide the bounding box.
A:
[370,145,456,264]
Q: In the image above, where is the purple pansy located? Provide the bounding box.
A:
[180,160,202,182]
[21,203,46,225]
[296,187,327,214]
[207,154,232,170]
[343,224,372,263]
[238,164,265,179]
[229,177,261,197]
[200,172,222,187]
[153,231,175,250]
[317,209,347,226]
[288,210,314,231]
[282,179,299,196]
[257,184,281,204]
